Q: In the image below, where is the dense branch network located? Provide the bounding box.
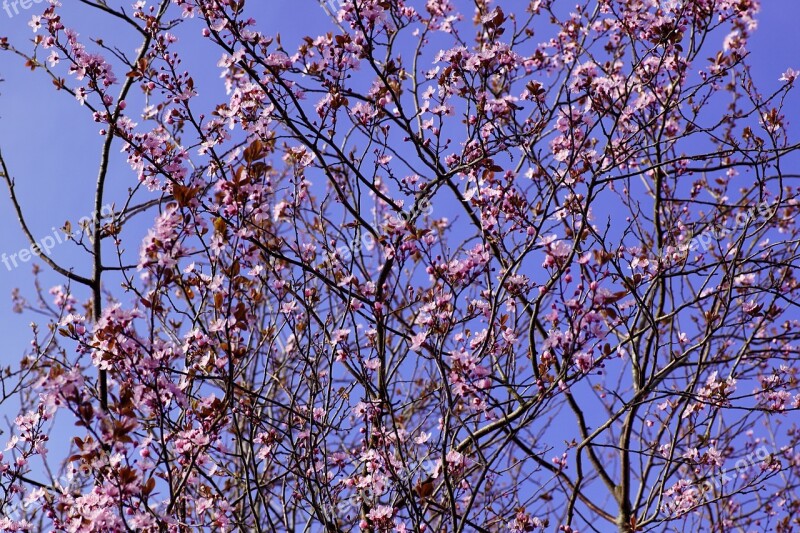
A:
[0,1,799,532]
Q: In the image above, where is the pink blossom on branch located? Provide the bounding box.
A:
[0,0,798,532]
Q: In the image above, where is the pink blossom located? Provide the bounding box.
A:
[780,67,797,83]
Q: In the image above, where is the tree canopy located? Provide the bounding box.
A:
[1,1,799,531]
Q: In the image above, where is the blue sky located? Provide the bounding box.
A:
[0,0,795,454]
[0,2,798,525]
[0,1,796,365]
[0,0,800,324]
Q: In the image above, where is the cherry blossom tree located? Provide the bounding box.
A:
[1,0,800,531]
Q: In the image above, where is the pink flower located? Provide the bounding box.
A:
[414,432,432,445]
[367,504,394,523]
[330,328,350,344]
[572,351,593,373]
[75,87,88,106]
[662,479,700,516]
[410,331,428,352]
[780,68,798,84]
[28,15,41,33]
